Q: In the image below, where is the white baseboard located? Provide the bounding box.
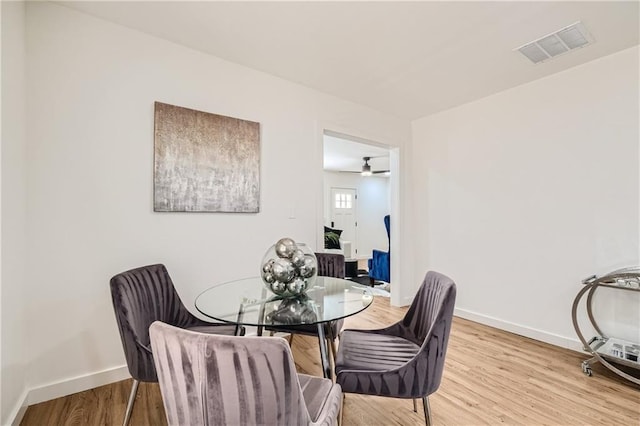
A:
[6,388,29,426]
[27,365,130,406]
[454,307,584,353]
[6,366,129,425]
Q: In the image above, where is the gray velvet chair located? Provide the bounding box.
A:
[265,252,346,364]
[334,271,457,425]
[149,321,343,426]
[110,264,240,426]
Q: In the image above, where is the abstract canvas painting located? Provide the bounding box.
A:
[153,102,260,212]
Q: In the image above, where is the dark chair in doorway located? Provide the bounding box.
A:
[368,214,390,284]
[263,252,346,366]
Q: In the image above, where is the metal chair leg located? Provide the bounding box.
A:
[326,324,338,367]
[123,379,140,426]
[326,337,334,368]
[422,396,432,426]
[413,398,418,412]
[329,339,337,365]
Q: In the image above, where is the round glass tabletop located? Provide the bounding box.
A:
[195,276,374,327]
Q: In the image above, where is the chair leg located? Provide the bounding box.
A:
[123,379,139,426]
[326,324,338,367]
[329,338,338,366]
[338,394,345,426]
[413,398,418,412]
[422,396,432,426]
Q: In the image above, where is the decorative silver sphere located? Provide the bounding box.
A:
[262,271,275,284]
[262,259,275,274]
[290,277,307,295]
[299,255,317,278]
[271,281,286,294]
[260,238,317,297]
[275,237,297,259]
[272,259,295,283]
[291,249,306,267]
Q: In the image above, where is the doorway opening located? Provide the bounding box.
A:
[321,130,395,294]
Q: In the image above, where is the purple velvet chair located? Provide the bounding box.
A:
[335,271,457,425]
[110,264,240,426]
[264,252,346,364]
[149,321,343,425]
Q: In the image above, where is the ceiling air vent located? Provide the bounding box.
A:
[516,21,594,64]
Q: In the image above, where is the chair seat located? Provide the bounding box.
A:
[335,330,420,375]
[298,374,335,422]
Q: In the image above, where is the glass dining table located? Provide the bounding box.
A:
[195,276,374,379]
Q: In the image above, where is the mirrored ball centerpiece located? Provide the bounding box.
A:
[261,238,317,298]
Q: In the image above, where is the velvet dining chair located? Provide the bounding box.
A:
[334,271,457,425]
[264,252,346,365]
[149,321,343,426]
[109,264,240,426]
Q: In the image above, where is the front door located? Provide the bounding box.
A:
[330,187,357,257]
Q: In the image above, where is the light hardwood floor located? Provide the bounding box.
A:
[21,297,639,425]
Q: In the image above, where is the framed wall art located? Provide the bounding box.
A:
[153,102,260,212]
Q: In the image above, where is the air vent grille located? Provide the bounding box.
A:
[516,21,593,64]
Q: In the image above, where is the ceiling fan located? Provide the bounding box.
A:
[359,157,389,176]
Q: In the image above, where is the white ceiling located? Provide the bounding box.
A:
[58,1,639,120]
[323,135,390,173]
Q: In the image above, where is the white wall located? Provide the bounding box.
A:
[412,46,640,349]
[16,1,638,417]
[323,171,390,260]
[1,1,29,423]
[19,1,410,407]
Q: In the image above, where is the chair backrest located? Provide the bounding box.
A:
[383,215,390,250]
[149,321,312,426]
[110,263,196,382]
[400,271,456,343]
[398,271,456,395]
[315,252,345,278]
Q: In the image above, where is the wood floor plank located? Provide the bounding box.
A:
[20,297,640,425]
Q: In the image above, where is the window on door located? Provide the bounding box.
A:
[335,193,352,209]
